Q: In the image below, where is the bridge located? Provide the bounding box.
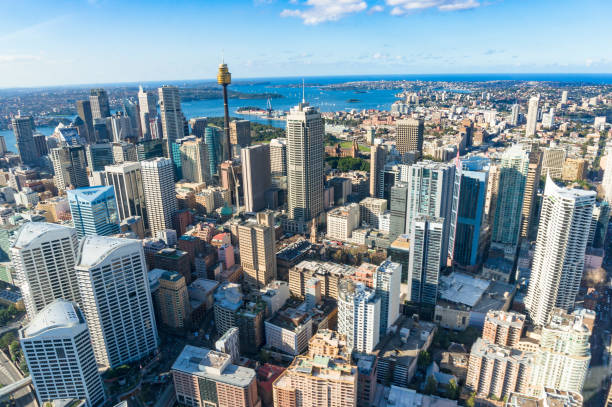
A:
[0,376,32,400]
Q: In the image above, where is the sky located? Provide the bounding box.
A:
[0,0,611,88]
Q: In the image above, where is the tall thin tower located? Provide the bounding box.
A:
[217,62,232,162]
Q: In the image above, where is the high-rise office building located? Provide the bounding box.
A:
[589,201,610,248]
[75,236,159,368]
[12,116,39,165]
[405,161,455,264]
[155,270,190,329]
[86,143,114,172]
[238,221,276,288]
[449,157,489,268]
[338,280,380,353]
[533,308,592,393]
[141,158,177,237]
[602,148,612,202]
[561,90,568,104]
[273,330,357,407]
[33,134,48,157]
[205,127,223,176]
[270,137,287,177]
[370,143,387,198]
[137,139,167,161]
[241,144,272,213]
[67,186,120,238]
[491,145,529,248]
[180,137,211,184]
[76,100,95,143]
[159,85,184,148]
[104,162,148,226]
[525,176,595,326]
[525,95,539,136]
[520,150,542,239]
[374,260,401,336]
[172,345,260,407]
[409,216,444,305]
[542,146,566,180]
[395,118,424,156]
[112,142,137,163]
[11,223,80,319]
[189,117,207,138]
[215,327,240,364]
[510,103,520,126]
[123,100,141,138]
[89,88,111,119]
[286,102,324,222]
[482,311,525,347]
[20,300,106,407]
[138,86,157,140]
[51,145,90,191]
[230,120,251,148]
[388,182,408,241]
[93,118,110,142]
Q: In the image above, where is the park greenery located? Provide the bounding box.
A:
[325,156,370,172]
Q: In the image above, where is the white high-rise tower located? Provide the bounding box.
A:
[337,280,380,353]
[286,101,324,222]
[525,95,540,136]
[138,86,157,139]
[141,157,177,237]
[11,223,80,319]
[524,176,595,326]
[158,85,184,145]
[20,300,106,407]
[75,236,159,368]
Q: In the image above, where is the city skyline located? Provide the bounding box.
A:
[1,0,611,88]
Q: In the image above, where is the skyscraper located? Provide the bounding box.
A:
[180,137,211,184]
[409,216,444,305]
[270,137,287,189]
[388,182,409,241]
[238,221,277,288]
[205,126,223,176]
[491,145,529,248]
[75,236,159,368]
[189,117,207,137]
[89,88,111,119]
[138,86,157,139]
[241,144,271,213]
[159,85,184,149]
[370,143,387,198]
[510,103,520,126]
[525,95,539,136]
[449,157,489,268]
[11,223,80,319]
[374,260,401,335]
[525,176,595,326]
[141,158,177,237]
[67,186,120,238]
[76,100,95,143]
[338,280,380,353]
[520,150,542,239]
[405,161,456,264]
[104,162,148,226]
[561,90,568,104]
[20,300,106,407]
[286,102,325,222]
[12,116,39,166]
[230,119,251,149]
[156,271,190,329]
[395,118,424,156]
[85,142,114,172]
[602,148,612,202]
[50,145,89,191]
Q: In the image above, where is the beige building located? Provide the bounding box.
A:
[172,345,260,407]
[395,118,424,155]
[482,311,525,347]
[180,138,211,184]
[273,330,357,407]
[358,197,387,229]
[541,146,566,179]
[238,221,277,288]
[520,150,542,238]
[156,271,190,329]
[230,120,251,148]
[326,203,360,241]
[288,260,356,301]
[562,158,587,181]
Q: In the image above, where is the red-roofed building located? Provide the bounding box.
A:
[256,364,285,407]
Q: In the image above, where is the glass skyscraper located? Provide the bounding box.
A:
[67,186,120,238]
[205,127,223,177]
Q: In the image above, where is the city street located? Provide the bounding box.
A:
[0,350,37,407]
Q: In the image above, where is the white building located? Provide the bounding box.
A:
[338,280,380,353]
[525,176,595,326]
[215,326,240,364]
[359,197,387,229]
[14,187,39,207]
[158,85,184,145]
[525,95,540,136]
[75,236,159,368]
[260,280,290,316]
[20,300,105,407]
[603,148,612,202]
[542,108,555,129]
[286,102,324,222]
[533,308,593,393]
[374,260,402,335]
[265,311,314,356]
[326,203,360,241]
[141,158,177,237]
[104,161,147,223]
[11,223,80,319]
[138,86,157,139]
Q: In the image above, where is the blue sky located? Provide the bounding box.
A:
[0,0,611,87]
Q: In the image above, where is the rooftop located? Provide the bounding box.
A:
[22,300,83,338]
[438,272,490,308]
[77,235,139,269]
[171,345,255,388]
[66,186,115,202]
[12,222,74,249]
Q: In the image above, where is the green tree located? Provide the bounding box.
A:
[9,341,20,360]
[424,376,437,395]
[445,379,460,400]
[0,332,16,351]
[466,392,476,407]
[417,351,432,370]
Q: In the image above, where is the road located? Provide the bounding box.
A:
[0,351,37,407]
[0,320,23,338]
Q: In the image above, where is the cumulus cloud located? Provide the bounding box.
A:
[281,0,368,25]
[385,0,480,14]
[369,5,385,12]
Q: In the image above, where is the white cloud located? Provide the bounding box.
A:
[0,54,42,63]
[385,0,480,14]
[281,0,368,25]
[369,5,384,12]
